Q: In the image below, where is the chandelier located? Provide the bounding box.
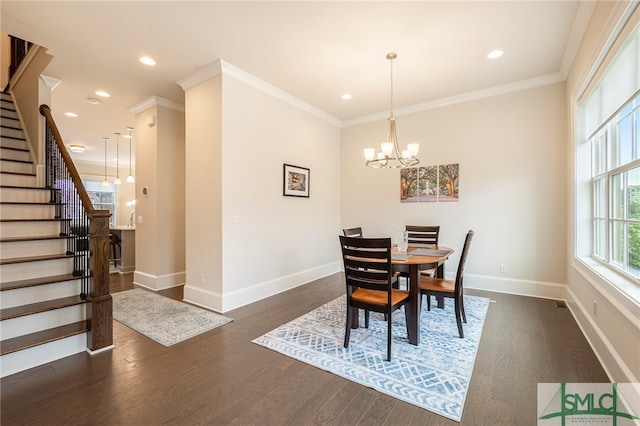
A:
[364,53,419,168]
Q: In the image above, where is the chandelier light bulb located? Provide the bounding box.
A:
[364,148,376,161]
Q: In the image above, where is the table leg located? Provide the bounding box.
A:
[435,262,446,309]
[407,264,420,345]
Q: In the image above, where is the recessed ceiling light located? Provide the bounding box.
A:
[140,56,156,66]
[69,144,86,153]
[341,93,352,100]
[95,90,111,98]
[487,50,504,59]
[87,98,101,105]
[64,112,78,117]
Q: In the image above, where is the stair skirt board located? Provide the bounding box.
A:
[0,333,87,378]
[1,304,86,340]
[1,280,83,309]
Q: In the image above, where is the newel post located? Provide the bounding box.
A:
[86,210,113,351]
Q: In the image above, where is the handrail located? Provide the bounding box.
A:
[39,104,113,352]
[39,104,94,211]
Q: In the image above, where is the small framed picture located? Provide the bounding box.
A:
[283,164,310,198]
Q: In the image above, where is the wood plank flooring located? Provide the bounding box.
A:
[1,272,608,425]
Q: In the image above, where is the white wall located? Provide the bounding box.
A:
[341,83,568,299]
[182,63,342,313]
[565,1,640,384]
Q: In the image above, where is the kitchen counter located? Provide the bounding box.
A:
[110,227,135,273]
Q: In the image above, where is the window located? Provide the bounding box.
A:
[590,95,640,279]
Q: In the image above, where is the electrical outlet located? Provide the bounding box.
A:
[500,263,508,274]
[137,215,143,224]
[199,273,205,284]
[230,216,239,227]
[593,300,598,317]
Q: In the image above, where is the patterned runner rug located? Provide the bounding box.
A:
[112,288,233,346]
[253,294,490,422]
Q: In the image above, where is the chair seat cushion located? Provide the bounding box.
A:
[352,288,409,306]
[419,276,455,293]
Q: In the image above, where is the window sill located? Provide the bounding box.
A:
[577,256,640,305]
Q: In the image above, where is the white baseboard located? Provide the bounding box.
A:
[464,273,568,301]
[183,261,342,314]
[565,287,639,384]
[133,270,186,291]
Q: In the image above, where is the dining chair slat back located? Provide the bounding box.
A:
[343,227,363,238]
[405,225,440,246]
[339,235,410,361]
[419,230,474,338]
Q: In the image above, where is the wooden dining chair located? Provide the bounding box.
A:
[342,227,363,238]
[398,225,441,284]
[419,230,474,338]
[339,235,410,361]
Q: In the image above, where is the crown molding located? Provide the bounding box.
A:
[343,72,565,128]
[129,96,184,114]
[177,59,342,128]
[176,61,223,91]
[219,60,342,127]
[40,74,61,90]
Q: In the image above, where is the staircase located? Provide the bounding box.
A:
[0,91,88,378]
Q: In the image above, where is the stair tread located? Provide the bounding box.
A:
[0,273,81,291]
[0,146,28,152]
[0,185,51,191]
[0,218,70,223]
[0,171,36,177]
[0,235,66,243]
[0,252,73,265]
[1,201,62,205]
[0,295,86,321]
[0,321,88,356]
[0,157,31,164]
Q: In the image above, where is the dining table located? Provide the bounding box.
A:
[391,245,454,345]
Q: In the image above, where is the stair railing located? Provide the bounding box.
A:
[39,104,113,352]
[8,36,33,82]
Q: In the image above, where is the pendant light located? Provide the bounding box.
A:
[102,137,109,186]
[364,53,419,168]
[114,132,121,185]
[126,127,135,183]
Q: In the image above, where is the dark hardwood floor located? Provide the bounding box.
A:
[1,272,608,425]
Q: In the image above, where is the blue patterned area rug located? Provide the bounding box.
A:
[252,294,490,422]
[112,288,233,347]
